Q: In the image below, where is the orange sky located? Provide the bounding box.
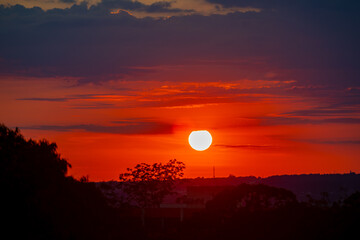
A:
[1,71,359,181]
[1,1,359,181]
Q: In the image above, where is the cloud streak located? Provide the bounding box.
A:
[21,120,175,135]
[260,116,360,126]
[294,139,360,145]
[215,144,277,149]
[17,97,69,102]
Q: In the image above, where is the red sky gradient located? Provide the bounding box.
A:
[1,1,359,181]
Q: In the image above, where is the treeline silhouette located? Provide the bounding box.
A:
[1,124,359,240]
[0,124,143,240]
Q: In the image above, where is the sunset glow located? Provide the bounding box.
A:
[2,2,360,239]
[0,0,359,181]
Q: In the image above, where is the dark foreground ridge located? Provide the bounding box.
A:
[2,124,360,240]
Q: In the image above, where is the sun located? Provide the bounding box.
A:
[188,130,212,151]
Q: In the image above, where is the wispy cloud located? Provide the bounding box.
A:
[286,108,360,117]
[294,139,360,145]
[17,97,69,102]
[260,116,360,126]
[15,80,294,110]
[16,94,135,109]
[21,119,175,135]
[215,144,277,149]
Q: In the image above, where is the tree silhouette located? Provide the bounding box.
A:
[0,124,70,184]
[0,124,137,240]
[119,159,185,208]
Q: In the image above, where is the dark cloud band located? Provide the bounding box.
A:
[20,120,175,135]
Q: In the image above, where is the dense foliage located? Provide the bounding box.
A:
[0,124,140,240]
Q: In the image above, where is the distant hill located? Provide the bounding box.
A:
[179,173,360,202]
[96,173,360,206]
[260,172,360,202]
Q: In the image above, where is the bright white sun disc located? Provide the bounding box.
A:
[188,130,212,151]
